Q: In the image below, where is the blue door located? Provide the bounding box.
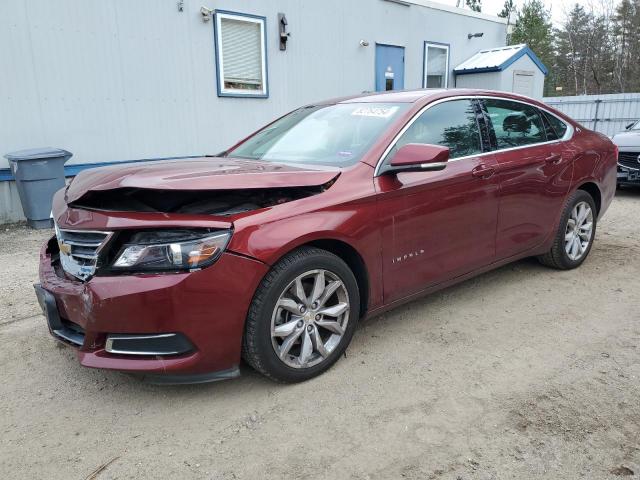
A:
[375,44,405,92]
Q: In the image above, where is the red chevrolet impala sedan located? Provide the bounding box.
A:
[35,89,617,383]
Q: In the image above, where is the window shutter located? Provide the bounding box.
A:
[220,18,263,87]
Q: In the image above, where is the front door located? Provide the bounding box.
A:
[376,44,405,92]
[375,99,499,304]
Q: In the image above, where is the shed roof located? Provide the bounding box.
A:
[453,44,548,76]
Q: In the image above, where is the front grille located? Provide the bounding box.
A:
[55,224,112,281]
[618,151,640,171]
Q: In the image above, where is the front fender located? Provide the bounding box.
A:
[228,205,384,309]
[231,210,368,264]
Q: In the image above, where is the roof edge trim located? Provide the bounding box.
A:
[383,0,508,24]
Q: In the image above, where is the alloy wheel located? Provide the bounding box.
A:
[270,269,350,369]
[564,201,594,261]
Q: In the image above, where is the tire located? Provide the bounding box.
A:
[242,247,360,383]
[537,189,597,270]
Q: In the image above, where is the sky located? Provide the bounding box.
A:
[437,0,579,25]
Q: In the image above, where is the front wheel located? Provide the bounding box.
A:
[537,190,597,270]
[242,247,360,383]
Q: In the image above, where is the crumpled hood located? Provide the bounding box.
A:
[612,131,640,149]
[65,156,340,204]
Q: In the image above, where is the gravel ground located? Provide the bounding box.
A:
[1,188,639,480]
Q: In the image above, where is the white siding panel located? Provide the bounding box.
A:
[455,71,502,90]
[0,0,507,172]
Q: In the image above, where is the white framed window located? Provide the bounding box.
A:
[423,42,450,89]
[214,11,268,97]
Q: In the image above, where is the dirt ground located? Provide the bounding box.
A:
[1,189,639,480]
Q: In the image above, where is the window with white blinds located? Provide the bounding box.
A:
[215,12,267,97]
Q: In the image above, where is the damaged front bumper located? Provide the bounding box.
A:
[37,235,269,383]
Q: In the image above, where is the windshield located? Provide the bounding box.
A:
[227,103,409,167]
[631,121,640,131]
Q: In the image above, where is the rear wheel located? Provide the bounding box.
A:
[537,190,597,270]
[242,247,359,383]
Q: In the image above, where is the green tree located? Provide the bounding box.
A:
[465,0,482,12]
[554,3,618,95]
[554,4,593,95]
[509,0,554,95]
[612,0,640,92]
[542,0,640,96]
[498,0,516,44]
[498,0,515,19]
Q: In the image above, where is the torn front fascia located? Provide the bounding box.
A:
[68,182,335,216]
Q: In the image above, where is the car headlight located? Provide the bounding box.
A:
[111,229,231,272]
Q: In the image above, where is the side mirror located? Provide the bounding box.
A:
[386,143,449,173]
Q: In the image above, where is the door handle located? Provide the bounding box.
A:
[545,153,562,165]
[471,164,495,179]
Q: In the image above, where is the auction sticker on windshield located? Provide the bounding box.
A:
[351,106,399,118]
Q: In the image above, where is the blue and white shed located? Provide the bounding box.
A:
[453,44,547,99]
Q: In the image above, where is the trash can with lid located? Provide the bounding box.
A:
[5,148,72,229]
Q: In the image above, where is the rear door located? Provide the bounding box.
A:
[480,98,573,259]
[375,98,500,304]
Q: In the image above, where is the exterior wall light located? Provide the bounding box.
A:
[468,32,484,39]
[278,13,290,51]
[200,6,213,22]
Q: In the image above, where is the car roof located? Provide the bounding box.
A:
[337,89,448,103]
[319,88,542,104]
[305,88,576,125]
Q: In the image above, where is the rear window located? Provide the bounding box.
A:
[542,111,568,140]
[483,98,547,149]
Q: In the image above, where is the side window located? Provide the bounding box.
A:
[388,100,482,161]
[483,99,547,149]
[542,111,568,140]
[540,110,559,140]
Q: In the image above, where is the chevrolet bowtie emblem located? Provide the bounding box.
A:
[58,240,72,255]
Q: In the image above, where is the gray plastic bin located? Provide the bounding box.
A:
[5,148,72,229]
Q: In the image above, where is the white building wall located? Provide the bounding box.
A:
[0,0,506,223]
[0,182,25,222]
